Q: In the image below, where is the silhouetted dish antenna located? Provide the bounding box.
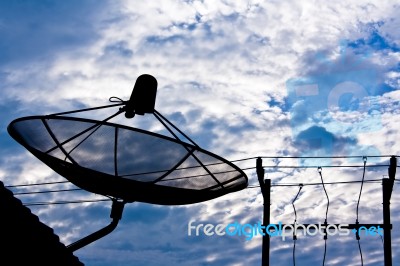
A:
[7,74,248,252]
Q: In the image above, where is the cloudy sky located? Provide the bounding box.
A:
[1,0,400,265]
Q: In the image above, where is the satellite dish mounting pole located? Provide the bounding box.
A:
[67,199,125,252]
[257,157,270,266]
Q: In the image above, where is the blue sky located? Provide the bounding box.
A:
[1,1,400,265]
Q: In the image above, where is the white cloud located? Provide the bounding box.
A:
[1,0,400,265]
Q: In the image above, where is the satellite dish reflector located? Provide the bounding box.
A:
[8,103,247,205]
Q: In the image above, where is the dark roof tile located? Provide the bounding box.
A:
[0,181,84,266]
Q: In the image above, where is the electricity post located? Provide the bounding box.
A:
[257,157,270,266]
[382,156,396,266]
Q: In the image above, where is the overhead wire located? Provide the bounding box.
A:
[270,179,382,187]
[259,155,397,159]
[6,180,70,188]
[3,155,397,207]
[4,154,397,266]
[24,198,111,207]
[8,178,383,207]
[9,179,382,199]
[7,178,384,195]
[5,174,388,197]
[13,188,82,195]
[259,164,389,168]
[5,160,394,188]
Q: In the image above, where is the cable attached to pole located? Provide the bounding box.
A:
[355,156,367,266]
[292,184,303,266]
[318,167,330,221]
[356,157,367,222]
[318,167,329,266]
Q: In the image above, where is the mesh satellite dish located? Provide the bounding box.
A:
[8,74,248,251]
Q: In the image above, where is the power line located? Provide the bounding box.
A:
[3,155,396,200]
[13,188,82,196]
[229,155,398,162]
[6,180,70,188]
[8,179,385,196]
[23,198,111,206]
[6,179,384,199]
[9,154,398,265]
[5,162,394,189]
[5,154,397,185]
[259,155,397,159]
[9,179,384,198]
[261,164,390,168]
[247,179,383,188]
[13,180,387,206]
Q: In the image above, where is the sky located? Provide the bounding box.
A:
[1,0,400,265]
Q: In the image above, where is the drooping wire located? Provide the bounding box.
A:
[323,241,327,266]
[357,239,364,266]
[356,157,367,221]
[355,156,367,266]
[318,167,330,222]
[318,167,329,266]
[292,184,303,266]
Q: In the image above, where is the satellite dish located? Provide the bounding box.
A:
[7,74,248,251]
[8,116,247,205]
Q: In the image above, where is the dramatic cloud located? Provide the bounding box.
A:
[1,1,399,265]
